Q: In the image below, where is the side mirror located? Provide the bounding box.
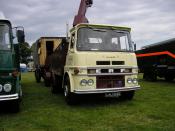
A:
[132,41,136,51]
[13,26,25,43]
[134,43,136,51]
[17,29,25,43]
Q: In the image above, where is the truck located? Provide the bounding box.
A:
[33,37,66,86]
[0,18,25,112]
[136,38,175,81]
[33,0,140,104]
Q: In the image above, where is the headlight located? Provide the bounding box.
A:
[0,84,2,92]
[3,83,12,92]
[87,79,94,86]
[96,69,101,74]
[127,78,132,84]
[80,79,87,86]
[133,78,138,84]
[121,69,131,73]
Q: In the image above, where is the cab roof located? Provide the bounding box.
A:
[70,23,131,32]
[0,19,11,25]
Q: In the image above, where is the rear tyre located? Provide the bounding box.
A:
[63,76,76,105]
[165,75,174,82]
[51,75,58,94]
[150,73,157,82]
[120,91,135,100]
[35,69,41,83]
[11,100,20,113]
[143,70,157,82]
[44,79,50,87]
[51,75,63,94]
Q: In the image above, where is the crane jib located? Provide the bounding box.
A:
[73,0,93,26]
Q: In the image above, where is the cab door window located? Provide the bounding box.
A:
[0,24,11,50]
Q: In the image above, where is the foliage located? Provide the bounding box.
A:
[19,42,32,64]
[0,73,175,130]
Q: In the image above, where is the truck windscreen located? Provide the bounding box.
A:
[0,24,11,50]
[77,27,133,52]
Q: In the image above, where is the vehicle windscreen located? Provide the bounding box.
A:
[77,27,133,52]
[0,24,11,50]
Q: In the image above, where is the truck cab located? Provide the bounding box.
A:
[63,23,140,104]
[0,19,24,112]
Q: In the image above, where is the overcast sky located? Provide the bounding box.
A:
[0,0,175,49]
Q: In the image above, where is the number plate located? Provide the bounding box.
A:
[105,92,121,98]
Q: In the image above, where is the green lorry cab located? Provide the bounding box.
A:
[0,19,25,112]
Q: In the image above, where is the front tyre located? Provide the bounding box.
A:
[10,99,20,113]
[63,76,76,105]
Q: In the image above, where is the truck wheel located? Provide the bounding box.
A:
[51,75,63,94]
[150,73,157,82]
[35,70,41,83]
[51,82,57,94]
[143,71,157,81]
[51,75,58,94]
[44,79,50,87]
[165,76,174,82]
[63,77,76,105]
[11,100,20,113]
[120,91,135,100]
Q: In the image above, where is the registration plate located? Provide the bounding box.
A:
[105,92,121,98]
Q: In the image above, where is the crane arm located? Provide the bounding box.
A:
[73,0,93,26]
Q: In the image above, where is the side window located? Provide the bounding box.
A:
[70,33,75,49]
[5,33,10,45]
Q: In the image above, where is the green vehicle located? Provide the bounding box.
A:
[0,19,25,112]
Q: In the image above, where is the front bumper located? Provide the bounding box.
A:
[0,93,19,101]
[73,86,140,94]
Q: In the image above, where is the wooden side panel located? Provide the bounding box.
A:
[39,39,46,66]
[38,38,63,66]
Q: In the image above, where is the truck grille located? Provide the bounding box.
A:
[96,61,124,65]
[0,73,10,76]
[96,61,110,65]
[112,61,124,65]
[96,76,124,89]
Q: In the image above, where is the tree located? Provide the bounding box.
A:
[19,42,32,64]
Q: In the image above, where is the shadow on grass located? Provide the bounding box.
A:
[139,78,175,84]
[0,102,18,114]
[64,94,133,107]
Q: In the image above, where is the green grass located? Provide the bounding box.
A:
[0,72,175,131]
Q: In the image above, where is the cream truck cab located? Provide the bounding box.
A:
[63,23,140,104]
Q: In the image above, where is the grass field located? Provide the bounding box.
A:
[0,72,175,131]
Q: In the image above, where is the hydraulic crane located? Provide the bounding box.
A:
[73,0,93,26]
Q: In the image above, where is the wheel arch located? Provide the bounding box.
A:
[63,72,74,92]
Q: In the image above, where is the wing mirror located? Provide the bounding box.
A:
[132,41,136,51]
[13,26,25,43]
